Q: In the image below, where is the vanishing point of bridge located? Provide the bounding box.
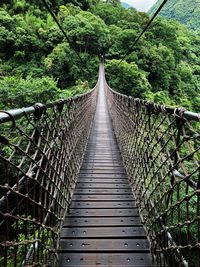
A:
[0,63,199,267]
[58,64,152,266]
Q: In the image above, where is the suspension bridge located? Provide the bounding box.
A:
[0,63,199,267]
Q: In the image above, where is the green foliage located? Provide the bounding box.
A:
[69,80,91,96]
[0,76,60,108]
[0,0,199,111]
[149,0,200,31]
[106,59,151,97]
[0,217,52,267]
[0,8,14,29]
[143,90,173,106]
[91,1,123,25]
[0,1,199,266]
[44,42,73,87]
[106,15,200,112]
[62,10,110,55]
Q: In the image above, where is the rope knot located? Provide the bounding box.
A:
[174,107,186,119]
[34,103,45,119]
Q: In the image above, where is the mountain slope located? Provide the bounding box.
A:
[149,0,200,31]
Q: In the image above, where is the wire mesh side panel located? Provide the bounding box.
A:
[106,85,200,267]
[0,87,97,266]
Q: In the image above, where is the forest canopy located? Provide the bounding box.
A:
[0,0,199,112]
[149,0,200,31]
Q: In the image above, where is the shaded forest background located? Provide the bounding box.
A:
[0,0,199,112]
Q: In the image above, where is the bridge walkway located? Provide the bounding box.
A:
[58,65,153,266]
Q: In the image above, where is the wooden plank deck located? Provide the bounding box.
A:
[58,66,153,266]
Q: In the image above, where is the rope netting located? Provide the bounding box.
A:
[0,87,97,266]
[106,84,200,267]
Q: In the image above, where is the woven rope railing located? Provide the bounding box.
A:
[0,86,97,266]
[106,84,200,267]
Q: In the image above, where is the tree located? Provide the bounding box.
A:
[106,59,151,98]
[63,11,110,54]
[0,76,60,109]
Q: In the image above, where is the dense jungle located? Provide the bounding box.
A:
[0,0,200,112]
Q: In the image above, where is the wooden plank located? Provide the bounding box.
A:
[60,226,146,238]
[58,253,153,266]
[83,157,122,160]
[79,170,126,174]
[59,238,150,252]
[80,168,125,173]
[63,217,142,227]
[76,178,129,183]
[81,164,124,168]
[72,194,133,201]
[58,65,152,267]
[78,175,127,179]
[82,160,121,163]
[68,208,139,217]
[69,201,136,209]
[76,183,130,189]
[74,188,133,194]
[78,173,128,178]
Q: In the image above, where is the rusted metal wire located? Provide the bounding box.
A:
[106,84,200,267]
[0,86,97,266]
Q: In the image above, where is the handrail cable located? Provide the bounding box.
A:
[41,0,86,67]
[0,84,98,266]
[119,0,169,64]
[106,82,200,267]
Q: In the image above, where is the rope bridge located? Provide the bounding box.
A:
[106,84,200,266]
[0,87,97,266]
[0,64,199,266]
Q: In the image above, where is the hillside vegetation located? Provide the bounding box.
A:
[149,0,200,31]
[0,0,199,112]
